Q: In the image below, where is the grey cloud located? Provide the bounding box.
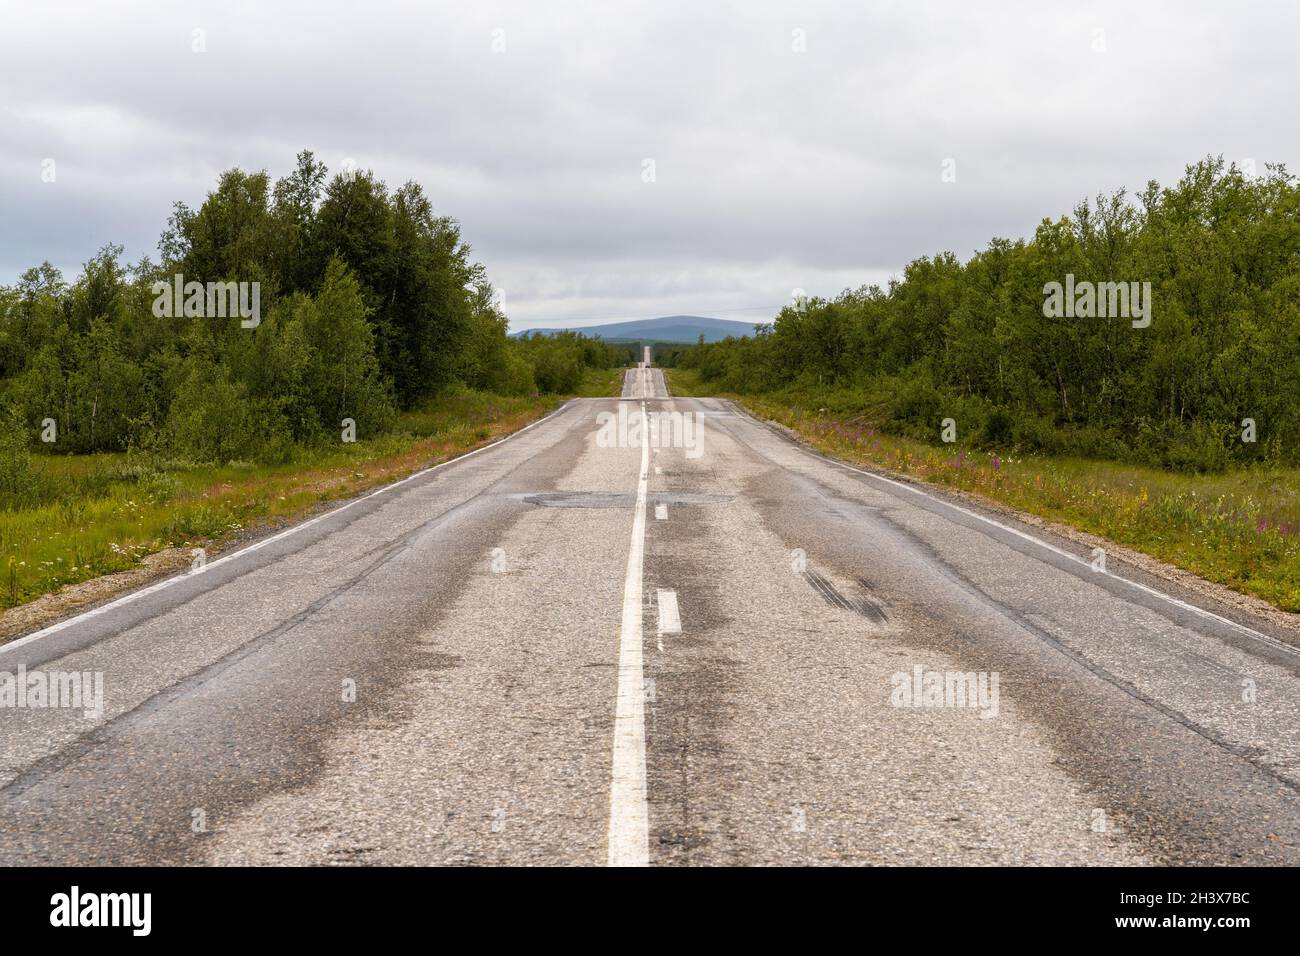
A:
[1,0,1295,328]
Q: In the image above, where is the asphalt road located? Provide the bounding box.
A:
[1,367,1298,866]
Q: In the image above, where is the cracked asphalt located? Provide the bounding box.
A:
[1,367,1297,866]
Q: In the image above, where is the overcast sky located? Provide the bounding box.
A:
[1,0,1295,331]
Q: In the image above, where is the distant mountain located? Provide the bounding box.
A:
[510,314,763,344]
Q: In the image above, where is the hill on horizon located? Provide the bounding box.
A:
[509,314,763,343]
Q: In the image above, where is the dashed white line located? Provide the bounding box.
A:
[607,400,651,867]
[656,590,681,635]
[654,503,667,520]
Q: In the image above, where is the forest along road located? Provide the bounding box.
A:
[1,366,1298,866]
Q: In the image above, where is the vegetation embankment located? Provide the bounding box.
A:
[0,152,628,620]
[671,367,1300,614]
[669,171,1300,617]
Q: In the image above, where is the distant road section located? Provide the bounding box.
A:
[620,365,667,399]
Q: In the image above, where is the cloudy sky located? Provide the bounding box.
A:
[1,0,1295,331]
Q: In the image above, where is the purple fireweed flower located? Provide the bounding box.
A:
[991,456,1001,471]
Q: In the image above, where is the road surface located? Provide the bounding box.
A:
[1,367,1298,865]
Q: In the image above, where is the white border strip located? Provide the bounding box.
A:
[734,400,1299,658]
[2,400,575,657]
[829,459,1298,652]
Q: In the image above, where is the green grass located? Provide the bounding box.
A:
[0,368,631,620]
[1,391,562,618]
[571,366,626,397]
[668,369,1300,613]
[662,367,712,397]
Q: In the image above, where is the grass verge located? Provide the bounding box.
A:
[570,366,626,397]
[668,368,1300,613]
[0,381,621,633]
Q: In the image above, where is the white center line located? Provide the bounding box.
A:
[654,503,667,520]
[607,400,651,867]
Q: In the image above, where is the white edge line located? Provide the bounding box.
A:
[723,399,1297,657]
[2,399,576,657]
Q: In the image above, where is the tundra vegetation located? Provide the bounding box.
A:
[673,158,1300,610]
[0,152,627,613]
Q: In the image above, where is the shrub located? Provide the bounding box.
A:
[0,407,37,509]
